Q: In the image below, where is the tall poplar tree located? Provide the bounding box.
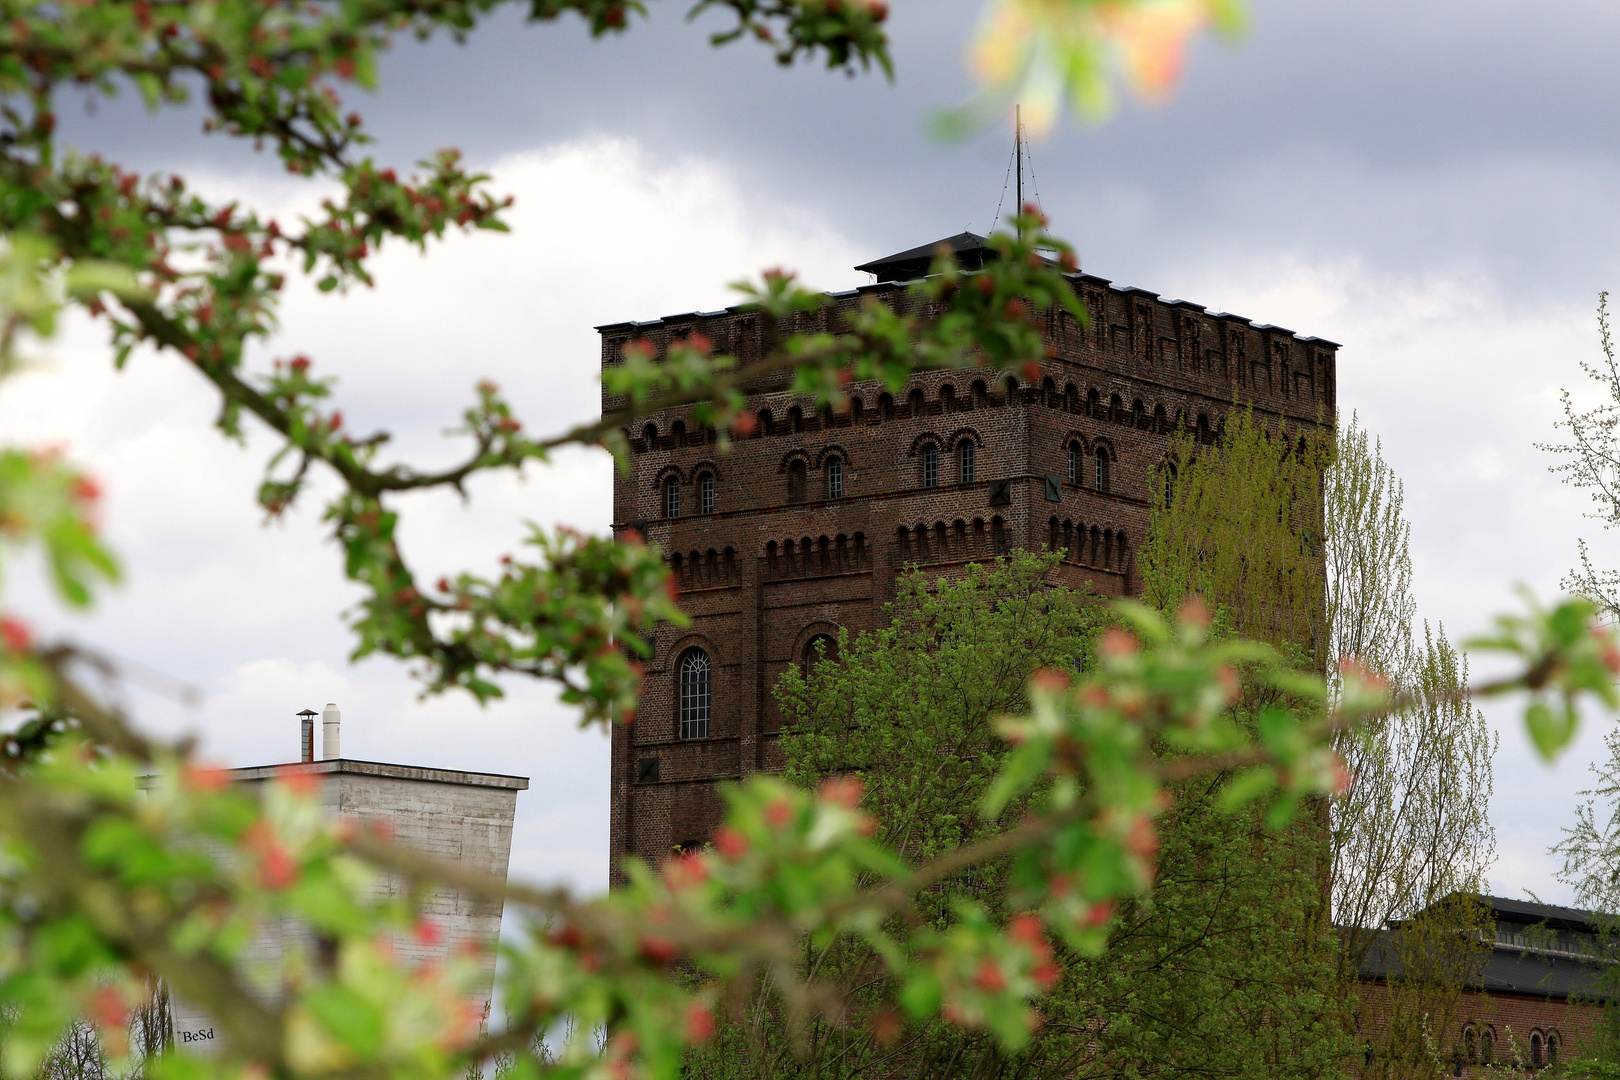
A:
[1143,409,1495,1079]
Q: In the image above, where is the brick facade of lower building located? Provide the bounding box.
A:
[1355,895,1612,1074]
[601,234,1340,879]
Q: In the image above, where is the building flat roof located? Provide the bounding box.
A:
[222,758,530,790]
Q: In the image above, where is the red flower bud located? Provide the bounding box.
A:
[639,935,679,965]
[0,616,31,653]
[1177,596,1210,630]
[818,775,862,808]
[258,842,298,889]
[871,1007,902,1046]
[1098,628,1138,659]
[714,826,749,860]
[684,1001,714,1044]
[547,924,582,949]
[1029,667,1069,693]
[182,762,231,792]
[973,959,1006,993]
[1008,913,1043,946]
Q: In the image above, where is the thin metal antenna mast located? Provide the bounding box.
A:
[1015,105,1024,240]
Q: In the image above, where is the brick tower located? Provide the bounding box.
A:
[601,234,1338,878]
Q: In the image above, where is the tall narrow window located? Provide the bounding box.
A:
[678,649,711,739]
[802,634,840,675]
[827,457,844,500]
[922,444,939,488]
[698,472,715,515]
[1095,449,1111,493]
[664,475,681,518]
[959,442,976,483]
[1067,443,1079,485]
[788,461,807,504]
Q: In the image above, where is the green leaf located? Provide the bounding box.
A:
[1216,767,1277,813]
[303,984,384,1056]
[1524,700,1577,761]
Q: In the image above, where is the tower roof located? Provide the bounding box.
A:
[853,232,996,283]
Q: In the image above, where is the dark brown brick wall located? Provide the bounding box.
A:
[1353,980,1603,1073]
[601,270,1339,880]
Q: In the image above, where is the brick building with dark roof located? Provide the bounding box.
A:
[600,233,1340,876]
[1356,895,1612,1073]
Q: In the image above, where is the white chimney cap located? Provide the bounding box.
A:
[322,703,341,760]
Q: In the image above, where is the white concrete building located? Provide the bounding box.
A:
[170,705,528,1051]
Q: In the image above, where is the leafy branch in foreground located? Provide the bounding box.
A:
[0,588,1608,1080]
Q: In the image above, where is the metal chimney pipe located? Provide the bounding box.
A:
[298,709,318,763]
[322,703,341,760]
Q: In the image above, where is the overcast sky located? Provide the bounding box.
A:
[4,0,1620,906]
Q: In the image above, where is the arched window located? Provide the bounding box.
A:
[787,406,803,433]
[878,393,894,420]
[921,443,939,488]
[851,397,864,423]
[802,633,840,674]
[1162,463,1176,507]
[757,409,773,437]
[698,471,715,515]
[959,441,976,483]
[664,475,681,518]
[1547,1032,1560,1066]
[1067,442,1080,485]
[1095,448,1111,493]
[1530,1032,1544,1067]
[642,422,658,446]
[1463,1027,1477,1063]
[677,649,711,740]
[972,380,988,407]
[826,456,844,500]
[672,419,686,444]
[907,388,925,416]
[1087,388,1100,417]
[1004,376,1019,403]
[1480,1028,1495,1064]
[787,460,807,504]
